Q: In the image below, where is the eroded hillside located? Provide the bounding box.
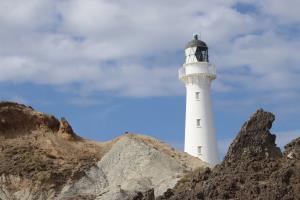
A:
[0,102,207,200]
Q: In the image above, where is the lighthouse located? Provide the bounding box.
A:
[179,34,219,166]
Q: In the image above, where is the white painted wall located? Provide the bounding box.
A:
[179,57,219,166]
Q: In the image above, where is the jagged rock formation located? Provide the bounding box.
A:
[0,102,207,200]
[158,109,300,200]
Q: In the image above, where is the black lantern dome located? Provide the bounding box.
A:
[185,34,209,62]
[185,34,208,49]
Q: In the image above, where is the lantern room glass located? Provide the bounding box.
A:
[185,47,209,64]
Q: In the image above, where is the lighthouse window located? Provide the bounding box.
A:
[196,119,201,127]
[195,92,200,100]
[197,146,202,155]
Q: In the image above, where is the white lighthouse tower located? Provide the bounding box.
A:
[179,34,219,166]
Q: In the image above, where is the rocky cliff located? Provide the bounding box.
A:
[1,103,299,200]
[0,102,207,200]
[158,109,300,200]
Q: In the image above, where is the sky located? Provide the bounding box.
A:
[0,0,299,158]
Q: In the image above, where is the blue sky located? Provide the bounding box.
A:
[0,0,299,158]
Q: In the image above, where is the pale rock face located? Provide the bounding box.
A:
[59,137,194,200]
[59,166,108,196]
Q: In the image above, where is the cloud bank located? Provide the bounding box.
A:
[0,0,299,100]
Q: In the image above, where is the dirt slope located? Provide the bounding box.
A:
[0,102,207,200]
[0,102,113,193]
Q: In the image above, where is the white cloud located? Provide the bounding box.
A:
[258,0,300,24]
[0,0,299,99]
[0,55,182,97]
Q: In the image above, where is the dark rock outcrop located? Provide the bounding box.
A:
[224,109,282,165]
[158,109,300,200]
[128,189,155,200]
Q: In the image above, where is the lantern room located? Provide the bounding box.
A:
[185,34,209,64]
